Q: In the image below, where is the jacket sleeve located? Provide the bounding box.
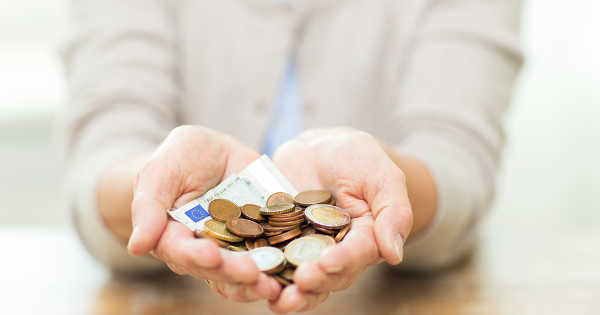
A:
[61,0,179,272]
[395,0,523,269]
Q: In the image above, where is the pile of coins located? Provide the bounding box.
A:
[194,190,352,286]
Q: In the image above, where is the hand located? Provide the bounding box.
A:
[127,125,280,302]
[270,127,413,313]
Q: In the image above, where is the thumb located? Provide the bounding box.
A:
[128,161,179,256]
[367,165,413,265]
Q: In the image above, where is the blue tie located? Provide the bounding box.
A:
[261,56,303,157]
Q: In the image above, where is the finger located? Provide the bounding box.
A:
[166,263,187,276]
[153,221,222,270]
[295,217,378,292]
[268,285,329,314]
[215,282,259,303]
[128,161,180,256]
[366,164,413,264]
[219,250,262,284]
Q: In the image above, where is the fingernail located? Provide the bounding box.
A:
[395,234,404,263]
[325,265,343,273]
[127,226,139,252]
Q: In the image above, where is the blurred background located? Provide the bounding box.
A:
[1,0,599,314]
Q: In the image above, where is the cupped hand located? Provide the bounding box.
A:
[128,125,280,302]
[269,127,413,313]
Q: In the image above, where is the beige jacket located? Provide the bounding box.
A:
[63,0,523,272]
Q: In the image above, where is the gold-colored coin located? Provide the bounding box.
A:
[227,244,247,252]
[209,199,241,222]
[194,230,229,248]
[309,234,336,247]
[260,203,295,216]
[241,204,265,222]
[284,236,329,267]
[267,192,295,207]
[294,190,332,207]
[305,204,350,229]
[204,219,244,243]
[248,246,286,274]
[274,275,292,286]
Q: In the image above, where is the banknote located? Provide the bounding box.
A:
[168,155,298,232]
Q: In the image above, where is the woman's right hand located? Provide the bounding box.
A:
[127,125,281,302]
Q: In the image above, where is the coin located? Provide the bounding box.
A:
[204,219,244,243]
[254,238,269,248]
[309,234,336,246]
[280,267,295,281]
[284,236,329,267]
[209,199,241,222]
[264,230,284,237]
[241,204,265,222]
[266,192,295,207]
[334,222,351,242]
[226,218,264,238]
[245,238,256,250]
[268,227,302,245]
[294,190,332,207]
[262,223,299,233]
[314,226,336,235]
[194,230,229,248]
[305,204,351,229]
[269,217,304,227]
[260,203,295,216]
[248,246,286,274]
[227,244,247,252]
[274,275,292,286]
[269,211,305,222]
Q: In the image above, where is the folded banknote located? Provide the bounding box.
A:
[168,155,298,232]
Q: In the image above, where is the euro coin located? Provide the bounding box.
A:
[204,219,244,243]
[209,199,241,222]
[241,204,265,222]
[266,192,295,207]
[248,246,286,274]
[267,227,302,245]
[260,203,295,216]
[284,236,329,267]
[226,218,264,238]
[309,234,336,247]
[294,190,332,207]
[305,204,351,229]
[334,222,351,242]
[194,230,229,248]
[280,267,295,281]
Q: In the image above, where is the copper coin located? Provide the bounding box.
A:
[194,230,229,248]
[254,238,269,248]
[262,223,298,233]
[295,190,332,207]
[241,204,265,222]
[264,230,283,237]
[245,238,256,250]
[209,199,241,222]
[314,226,336,235]
[305,204,351,229]
[266,192,295,207]
[260,203,295,216]
[269,212,305,222]
[268,227,302,245]
[227,244,247,252]
[269,218,304,227]
[335,222,351,242]
[226,218,264,238]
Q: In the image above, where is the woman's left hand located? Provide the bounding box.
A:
[267,127,414,313]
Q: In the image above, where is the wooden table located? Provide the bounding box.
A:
[2,205,599,315]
